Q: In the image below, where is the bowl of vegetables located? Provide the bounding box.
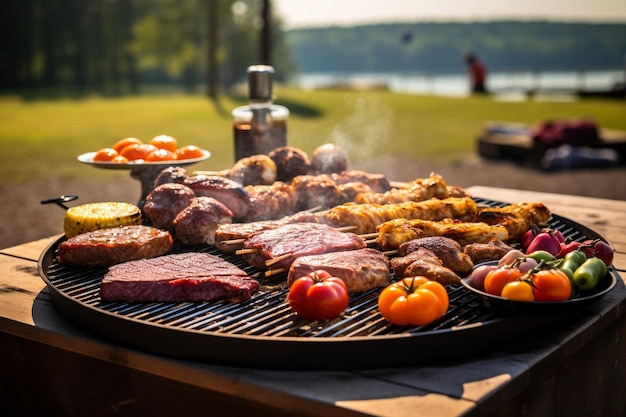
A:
[460,247,618,315]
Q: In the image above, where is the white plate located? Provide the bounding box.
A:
[77,150,211,170]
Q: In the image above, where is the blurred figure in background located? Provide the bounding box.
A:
[464,52,488,94]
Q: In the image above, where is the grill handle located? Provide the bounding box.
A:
[41,195,79,211]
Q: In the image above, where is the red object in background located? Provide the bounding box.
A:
[533,119,600,147]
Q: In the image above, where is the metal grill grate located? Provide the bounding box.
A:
[38,200,601,369]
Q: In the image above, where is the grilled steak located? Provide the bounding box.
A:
[57,225,173,266]
[288,248,391,293]
[215,211,320,254]
[242,222,366,270]
[100,252,259,303]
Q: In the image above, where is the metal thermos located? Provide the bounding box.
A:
[232,65,289,161]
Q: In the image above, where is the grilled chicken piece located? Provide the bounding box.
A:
[447,185,470,198]
[214,212,320,254]
[245,181,298,222]
[321,196,478,235]
[390,248,461,286]
[463,238,515,264]
[376,218,510,250]
[288,248,390,293]
[242,223,366,271]
[476,202,551,240]
[184,175,251,221]
[144,183,196,232]
[173,197,233,246]
[399,236,474,276]
[355,172,449,204]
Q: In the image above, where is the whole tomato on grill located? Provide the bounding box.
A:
[378,277,449,326]
[287,270,349,321]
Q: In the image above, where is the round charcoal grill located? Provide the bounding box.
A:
[37,198,608,370]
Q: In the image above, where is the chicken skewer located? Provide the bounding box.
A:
[319,196,479,234]
[374,200,550,251]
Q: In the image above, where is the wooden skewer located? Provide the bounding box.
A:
[334,225,357,232]
[265,268,287,277]
[383,250,398,257]
[235,248,258,255]
[364,239,377,245]
[359,232,379,240]
[304,205,323,213]
[221,238,246,245]
[265,253,293,267]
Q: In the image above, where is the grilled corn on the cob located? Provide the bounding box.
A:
[64,202,142,238]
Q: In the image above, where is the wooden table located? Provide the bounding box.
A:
[1,186,625,417]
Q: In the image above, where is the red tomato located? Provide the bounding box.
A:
[176,145,205,160]
[112,137,142,153]
[530,269,572,301]
[110,155,129,163]
[92,148,119,162]
[150,135,178,152]
[120,143,158,161]
[288,270,349,321]
[484,267,523,296]
[146,148,178,162]
[378,277,449,326]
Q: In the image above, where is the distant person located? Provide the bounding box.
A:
[464,52,488,94]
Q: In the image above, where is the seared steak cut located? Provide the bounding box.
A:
[242,223,366,270]
[288,248,390,293]
[214,211,320,254]
[100,252,259,303]
[57,225,173,266]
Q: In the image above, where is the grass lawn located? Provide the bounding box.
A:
[1,87,625,186]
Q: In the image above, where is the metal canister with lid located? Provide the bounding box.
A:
[232,65,289,161]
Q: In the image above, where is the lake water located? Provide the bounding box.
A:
[291,69,625,98]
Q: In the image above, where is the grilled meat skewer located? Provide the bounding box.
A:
[321,196,478,235]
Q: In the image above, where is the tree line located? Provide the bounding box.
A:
[287,21,626,74]
[2,1,625,96]
[0,0,295,96]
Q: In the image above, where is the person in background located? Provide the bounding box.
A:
[464,52,488,94]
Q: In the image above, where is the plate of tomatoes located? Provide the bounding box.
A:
[78,135,211,169]
[460,256,618,315]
